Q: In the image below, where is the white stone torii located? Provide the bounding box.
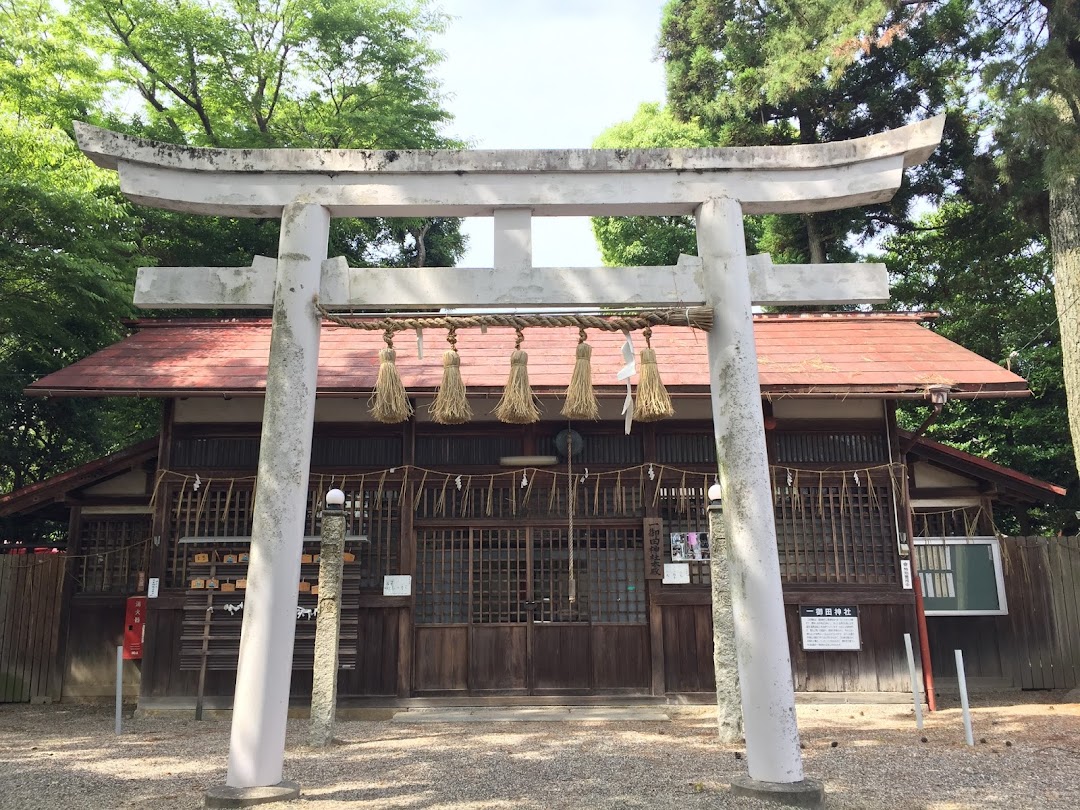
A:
[75,117,944,806]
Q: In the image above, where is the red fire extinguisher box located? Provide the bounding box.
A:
[123,596,146,660]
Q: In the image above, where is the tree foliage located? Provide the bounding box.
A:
[657,0,981,262]
[0,0,464,500]
[78,0,464,269]
[592,0,1079,530]
[0,30,154,493]
[885,197,1076,532]
[591,103,709,267]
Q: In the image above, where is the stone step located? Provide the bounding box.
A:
[392,706,671,723]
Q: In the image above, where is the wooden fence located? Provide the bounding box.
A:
[0,554,66,703]
[928,536,1080,690]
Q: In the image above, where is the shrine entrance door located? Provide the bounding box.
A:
[413,526,649,696]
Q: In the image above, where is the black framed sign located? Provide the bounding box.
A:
[799,605,860,651]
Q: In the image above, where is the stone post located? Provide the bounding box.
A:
[215,202,329,801]
[310,488,346,747]
[698,197,822,807]
[707,487,742,743]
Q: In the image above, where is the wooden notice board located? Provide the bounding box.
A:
[643,518,664,580]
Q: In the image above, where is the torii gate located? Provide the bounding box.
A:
[76,117,943,807]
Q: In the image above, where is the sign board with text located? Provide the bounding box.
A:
[643,518,664,580]
[799,605,860,651]
[663,563,691,585]
[383,575,412,597]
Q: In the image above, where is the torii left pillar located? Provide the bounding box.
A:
[207,203,329,807]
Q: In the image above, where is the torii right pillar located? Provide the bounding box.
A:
[699,196,821,806]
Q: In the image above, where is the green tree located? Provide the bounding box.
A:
[686,0,1080,498]
[1,0,466,501]
[885,198,1075,532]
[77,0,464,269]
[591,103,710,267]
[0,118,154,494]
[657,0,980,263]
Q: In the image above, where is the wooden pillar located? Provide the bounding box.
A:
[398,414,416,698]
[642,424,666,697]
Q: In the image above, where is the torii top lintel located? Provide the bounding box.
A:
[74,117,944,219]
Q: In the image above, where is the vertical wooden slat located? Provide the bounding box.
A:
[1,557,18,702]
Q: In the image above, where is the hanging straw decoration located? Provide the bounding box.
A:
[633,327,675,421]
[561,327,599,420]
[369,327,413,424]
[494,328,541,424]
[430,326,472,424]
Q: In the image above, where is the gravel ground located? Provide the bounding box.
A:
[2,692,1079,810]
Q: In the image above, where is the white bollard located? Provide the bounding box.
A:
[955,649,974,746]
[115,645,123,735]
[904,633,924,730]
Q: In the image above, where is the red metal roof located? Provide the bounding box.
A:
[25,313,1028,399]
[0,437,158,517]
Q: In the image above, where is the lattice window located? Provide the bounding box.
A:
[656,433,715,464]
[415,529,470,624]
[172,437,261,469]
[415,528,643,626]
[165,477,398,588]
[914,507,985,538]
[472,529,527,623]
[415,434,523,466]
[657,481,713,585]
[414,481,520,520]
[772,473,899,584]
[585,528,645,623]
[412,473,644,522]
[304,483,399,590]
[537,432,644,465]
[310,435,402,467]
[533,528,589,623]
[773,432,888,464]
[166,483,256,586]
[76,516,152,594]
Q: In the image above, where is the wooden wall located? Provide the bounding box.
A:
[927,536,1080,690]
[654,588,918,694]
[62,595,141,698]
[139,598,403,699]
[0,554,66,703]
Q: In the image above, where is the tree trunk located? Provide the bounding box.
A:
[1050,174,1080,476]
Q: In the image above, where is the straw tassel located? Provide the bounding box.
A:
[495,329,541,424]
[633,327,675,421]
[562,327,599,420]
[430,326,472,424]
[369,329,413,424]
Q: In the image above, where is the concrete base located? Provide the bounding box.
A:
[204,780,300,808]
[729,776,825,809]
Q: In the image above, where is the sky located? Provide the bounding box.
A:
[432,0,669,268]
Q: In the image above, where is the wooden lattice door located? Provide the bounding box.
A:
[529,528,591,693]
[414,527,589,694]
[414,525,647,695]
